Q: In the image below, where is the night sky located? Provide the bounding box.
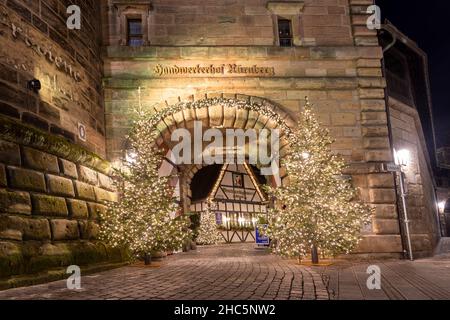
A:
[376,1,450,147]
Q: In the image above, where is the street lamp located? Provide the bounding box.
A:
[393,148,413,261]
[394,149,411,167]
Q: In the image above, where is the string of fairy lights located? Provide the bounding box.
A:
[101,95,372,260]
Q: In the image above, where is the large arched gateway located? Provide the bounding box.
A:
[135,95,296,243]
[0,0,447,286]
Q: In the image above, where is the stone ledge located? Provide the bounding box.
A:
[0,116,111,175]
[0,241,129,281]
[0,261,129,291]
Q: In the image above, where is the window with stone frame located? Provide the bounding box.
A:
[111,2,152,46]
[127,18,144,47]
[267,1,305,46]
[278,18,293,47]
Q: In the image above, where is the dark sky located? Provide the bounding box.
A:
[376,0,450,147]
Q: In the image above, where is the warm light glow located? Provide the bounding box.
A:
[394,149,411,167]
[301,152,310,160]
[125,150,137,164]
[438,201,446,213]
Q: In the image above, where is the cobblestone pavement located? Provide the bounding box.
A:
[0,244,329,300]
[0,244,449,300]
[318,254,450,300]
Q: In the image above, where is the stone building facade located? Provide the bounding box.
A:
[0,0,445,284]
[0,0,123,287]
[102,0,409,257]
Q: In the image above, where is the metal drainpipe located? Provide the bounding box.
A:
[379,26,410,260]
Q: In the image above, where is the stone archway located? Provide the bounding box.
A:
[147,93,297,214]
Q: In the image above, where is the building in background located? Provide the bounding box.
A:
[0,0,447,285]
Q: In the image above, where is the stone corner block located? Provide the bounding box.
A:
[87,202,107,220]
[67,199,89,219]
[8,167,46,192]
[50,219,80,241]
[0,140,21,166]
[74,181,96,201]
[0,164,6,187]
[31,194,68,217]
[46,174,75,198]
[0,189,32,215]
[23,147,59,173]
[94,187,118,203]
[59,159,78,179]
[78,165,99,185]
[79,221,100,240]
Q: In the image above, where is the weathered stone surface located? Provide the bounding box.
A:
[87,202,107,220]
[31,194,68,217]
[46,174,75,197]
[0,189,32,215]
[367,173,395,188]
[369,189,397,204]
[67,199,89,219]
[28,243,72,274]
[50,220,80,241]
[8,167,46,192]
[78,166,98,185]
[0,242,23,278]
[0,140,21,166]
[94,187,118,203]
[98,173,115,191]
[373,204,398,219]
[372,219,401,235]
[356,235,403,253]
[0,164,7,187]
[365,150,393,162]
[0,215,51,241]
[59,159,78,179]
[74,181,96,201]
[0,215,23,241]
[79,221,100,240]
[22,147,59,173]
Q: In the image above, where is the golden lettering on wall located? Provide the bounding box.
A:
[154,64,276,77]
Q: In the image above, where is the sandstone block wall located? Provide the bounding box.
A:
[0,0,105,156]
[103,0,408,256]
[0,116,123,282]
[103,0,354,47]
[389,99,441,257]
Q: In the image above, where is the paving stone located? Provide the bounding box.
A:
[0,245,449,300]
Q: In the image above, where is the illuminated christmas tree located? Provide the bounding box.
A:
[100,109,191,264]
[196,203,223,245]
[265,98,372,264]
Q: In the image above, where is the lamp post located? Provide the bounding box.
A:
[394,149,414,261]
